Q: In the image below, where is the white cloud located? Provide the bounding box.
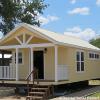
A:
[38,15,59,25]
[38,16,49,25]
[68,7,90,15]
[96,0,100,6]
[70,0,76,4]
[47,15,59,21]
[64,27,97,41]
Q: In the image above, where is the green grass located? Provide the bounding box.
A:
[88,92,100,97]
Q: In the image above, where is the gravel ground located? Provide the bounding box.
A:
[0,96,25,100]
[0,86,100,100]
[50,86,100,100]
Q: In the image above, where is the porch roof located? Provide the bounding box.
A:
[0,23,100,52]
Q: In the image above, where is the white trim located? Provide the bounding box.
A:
[15,36,22,44]
[0,23,100,52]
[55,45,58,82]
[33,48,45,79]
[23,33,26,44]
[24,24,57,44]
[26,35,34,44]
[0,23,57,45]
[33,49,45,80]
[29,49,31,75]
[18,51,24,65]
[16,48,19,81]
[14,50,24,65]
[88,52,100,60]
[30,47,33,81]
[0,43,54,49]
[76,51,85,73]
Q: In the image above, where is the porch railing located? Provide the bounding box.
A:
[57,65,68,80]
[26,68,39,95]
[0,64,16,79]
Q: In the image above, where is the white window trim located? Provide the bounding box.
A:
[14,51,24,65]
[88,52,100,60]
[76,50,85,73]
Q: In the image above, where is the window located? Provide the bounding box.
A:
[15,52,23,64]
[4,54,12,58]
[0,54,2,58]
[18,52,23,64]
[76,51,84,72]
[89,52,99,60]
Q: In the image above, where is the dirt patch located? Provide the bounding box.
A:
[0,96,25,100]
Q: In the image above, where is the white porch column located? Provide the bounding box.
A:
[55,45,58,82]
[30,47,34,81]
[16,48,19,81]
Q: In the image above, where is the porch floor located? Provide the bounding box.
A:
[0,80,69,86]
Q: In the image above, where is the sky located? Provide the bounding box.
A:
[0,0,100,41]
[38,0,100,41]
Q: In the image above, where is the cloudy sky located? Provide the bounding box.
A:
[39,0,100,41]
[0,0,100,41]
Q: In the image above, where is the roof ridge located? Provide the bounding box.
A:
[25,23,82,40]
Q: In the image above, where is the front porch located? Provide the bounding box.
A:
[0,45,69,83]
[0,27,69,84]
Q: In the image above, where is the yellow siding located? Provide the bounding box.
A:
[18,48,30,79]
[12,48,30,79]
[2,38,20,45]
[45,47,55,80]
[0,27,50,46]
[1,27,100,82]
[29,37,50,44]
[10,44,100,82]
[58,47,100,83]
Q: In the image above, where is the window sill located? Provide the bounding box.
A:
[76,71,85,73]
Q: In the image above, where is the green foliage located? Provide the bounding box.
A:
[0,0,47,35]
[90,38,100,48]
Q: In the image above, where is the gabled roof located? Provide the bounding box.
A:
[0,23,100,51]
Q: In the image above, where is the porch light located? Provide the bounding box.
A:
[44,48,47,53]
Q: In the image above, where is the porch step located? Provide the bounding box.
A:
[29,91,45,96]
[34,84,50,88]
[26,84,54,100]
[32,88,48,91]
[26,96,43,100]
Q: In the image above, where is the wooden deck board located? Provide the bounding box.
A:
[0,80,69,86]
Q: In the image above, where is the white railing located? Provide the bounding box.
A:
[0,64,16,79]
[57,65,68,80]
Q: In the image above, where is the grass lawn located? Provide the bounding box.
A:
[88,92,100,97]
[89,80,100,85]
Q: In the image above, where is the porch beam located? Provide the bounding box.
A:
[15,36,23,45]
[26,35,34,44]
[16,48,19,81]
[23,33,26,44]
[0,43,55,49]
[55,45,58,82]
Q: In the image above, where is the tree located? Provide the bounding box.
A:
[0,0,47,35]
[90,38,100,48]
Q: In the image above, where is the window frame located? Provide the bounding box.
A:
[88,52,100,60]
[76,51,85,73]
[14,51,24,65]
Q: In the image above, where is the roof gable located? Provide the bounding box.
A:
[0,23,100,51]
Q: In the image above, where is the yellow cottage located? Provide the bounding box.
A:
[0,23,100,85]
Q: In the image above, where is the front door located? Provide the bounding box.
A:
[34,51,44,79]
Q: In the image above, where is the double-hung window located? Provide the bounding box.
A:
[15,52,23,64]
[76,51,84,72]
